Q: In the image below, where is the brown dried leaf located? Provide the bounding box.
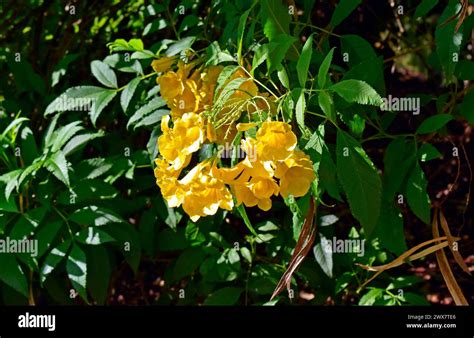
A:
[433,210,469,305]
[271,197,316,301]
[438,209,471,275]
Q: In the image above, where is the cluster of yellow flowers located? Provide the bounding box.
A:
[152,57,315,221]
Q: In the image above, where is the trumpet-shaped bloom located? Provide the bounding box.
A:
[158,113,204,170]
[152,56,176,73]
[275,150,316,198]
[255,121,297,162]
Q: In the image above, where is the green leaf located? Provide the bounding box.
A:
[19,126,39,165]
[253,34,297,73]
[402,292,430,305]
[0,190,18,212]
[277,65,289,89]
[62,131,104,156]
[260,0,291,41]
[89,89,117,126]
[173,247,207,281]
[415,0,439,18]
[319,147,342,201]
[120,77,140,113]
[67,244,88,301]
[165,36,196,56]
[313,234,333,278]
[329,0,362,27]
[236,205,259,237]
[91,60,118,88]
[0,169,22,200]
[406,163,431,224]
[383,137,416,198]
[237,8,252,63]
[34,221,63,258]
[340,35,378,67]
[45,151,70,187]
[40,240,71,283]
[45,86,104,116]
[1,117,29,139]
[374,197,407,255]
[416,114,453,134]
[75,227,115,245]
[318,90,334,121]
[454,60,474,80]
[102,222,141,273]
[133,109,169,130]
[336,130,382,236]
[318,47,335,88]
[419,143,442,162]
[127,97,167,129]
[49,121,83,152]
[0,255,28,297]
[435,1,463,82]
[295,89,306,133]
[460,90,474,123]
[297,34,313,87]
[359,288,383,305]
[330,80,382,106]
[203,287,243,305]
[85,246,111,305]
[70,205,125,226]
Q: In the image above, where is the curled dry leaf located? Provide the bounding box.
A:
[271,197,316,301]
[433,209,469,306]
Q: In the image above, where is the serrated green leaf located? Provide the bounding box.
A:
[89,89,117,126]
[67,244,88,301]
[416,114,453,134]
[0,255,28,297]
[127,97,167,129]
[329,0,362,27]
[70,205,125,226]
[277,65,289,89]
[173,247,207,281]
[460,90,474,123]
[85,246,111,305]
[313,234,333,278]
[436,1,463,83]
[120,77,140,113]
[260,0,291,41]
[318,47,334,88]
[330,80,382,106]
[46,151,70,187]
[336,130,382,236]
[45,86,104,116]
[296,89,306,133]
[40,240,71,283]
[297,34,313,87]
[91,60,118,88]
[75,227,115,245]
[165,36,196,56]
[203,287,243,305]
[415,0,439,18]
[383,137,416,198]
[374,196,407,255]
[318,90,334,121]
[419,143,442,162]
[62,131,104,156]
[49,121,83,152]
[406,163,431,224]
